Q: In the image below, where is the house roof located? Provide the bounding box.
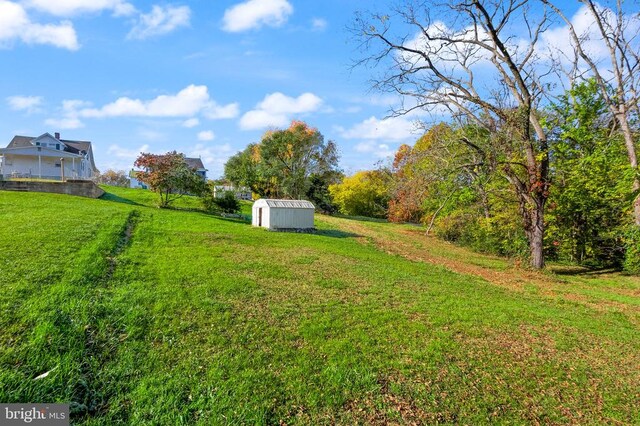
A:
[4,134,98,172]
[255,199,315,209]
[62,140,97,171]
[61,139,91,154]
[185,157,206,170]
[7,136,35,148]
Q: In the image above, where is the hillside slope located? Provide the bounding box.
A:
[0,187,638,424]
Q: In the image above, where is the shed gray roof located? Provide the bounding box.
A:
[255,199,315,209]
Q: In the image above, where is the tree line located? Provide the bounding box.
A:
[331,79,637,272]
[224,120,342,213]
[332,0,639,271]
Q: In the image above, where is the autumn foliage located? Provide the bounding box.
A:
[134,151,207,208]
[225,120,340,202]
[95,169,130,187]
[328,170,391,218]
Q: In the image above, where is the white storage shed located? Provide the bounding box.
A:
[252,199,315,230]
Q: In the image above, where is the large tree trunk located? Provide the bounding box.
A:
[515,192,546,269]
[528,200,545,269]
[507,130,549,269]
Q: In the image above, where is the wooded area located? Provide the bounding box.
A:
[338,0,640,271]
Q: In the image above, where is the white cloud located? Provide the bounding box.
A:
[108,143,150,161]
[137,128,166,142]
[103,143,151,171]
[188,143,234,178]
[339,116,419,141]
[79,85,234,119]
[183,118,200,128]
[239,92,323,130]
[24,0,135,17]
[7,95,43,112]
[0,1,79,50]
[197,130,215,141]
[539,4,638,69]
[127,5,191,40]
[44,116,84,129]
[311,18,327,31]
[401,20,493,74]
[354,141,396,159]
[398,5,639,91]
[62,99,92,111]
[222,0,293,32]
[240,110,287,129]
[44,99,91,129]
[44,86,238,129]
[257,92,322,114]
[203,102,240,120]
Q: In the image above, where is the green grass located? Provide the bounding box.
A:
[1,187,639,424]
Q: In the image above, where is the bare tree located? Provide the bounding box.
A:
[95,169,130,187]
[542,0,640,226]
[353,0,553,268]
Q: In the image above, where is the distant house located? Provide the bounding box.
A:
[185,157,207,180]
[129,170,148,189]
[252,199,315,230]
[129,156,207,189]
[0,132,98,180]
[213,184,252,200]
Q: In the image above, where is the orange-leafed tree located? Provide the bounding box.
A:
[134,151,207,208]
[95,169,130,187]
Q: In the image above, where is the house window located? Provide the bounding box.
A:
[56,144,60,150]
[35,142,40,146]
[55,163,61,168]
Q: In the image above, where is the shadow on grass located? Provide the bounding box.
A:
[551,266,621,276]
[100,192,143,206]
[198,211,251,224]
[334,214,388,223]
[315,229,362,238]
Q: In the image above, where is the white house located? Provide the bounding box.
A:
[214,184,252,200]
[252,199,315,230]
[0,132,98,180]
[129,170,148,189]
[185,157,207,180]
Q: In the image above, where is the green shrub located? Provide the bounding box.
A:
[434,209,528,260]
[623,227,640,274]
[202,190,241,214]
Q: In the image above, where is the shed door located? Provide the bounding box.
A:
[258,208,263,227]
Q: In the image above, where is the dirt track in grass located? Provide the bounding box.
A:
[321,215,640,322]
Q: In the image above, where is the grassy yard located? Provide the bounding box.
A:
[0,187,638,424]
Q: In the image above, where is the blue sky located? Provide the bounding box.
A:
[0,0,598,178]
[0,0,418,178]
